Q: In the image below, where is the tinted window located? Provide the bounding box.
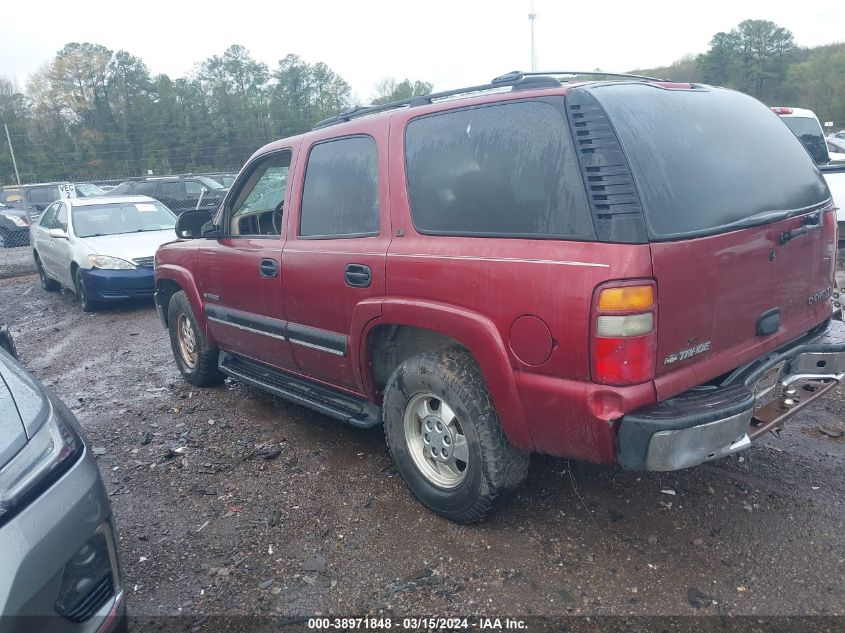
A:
[591,85,831,239]
[780,116,830,165]
[159,182,185,196]
[300,136,379,237]
[136,182,157,196]
[405,100,594,239]
[27,186,60,205]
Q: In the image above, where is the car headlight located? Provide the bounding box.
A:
[0,406,83,528]
[88,255,137,270]
[1,214,28,228]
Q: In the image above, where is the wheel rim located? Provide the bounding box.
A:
[176,314,198,369]
[403,392,469,489]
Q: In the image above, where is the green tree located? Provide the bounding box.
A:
[371,78,433,105]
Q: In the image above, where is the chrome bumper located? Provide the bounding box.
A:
[618,319,845,471]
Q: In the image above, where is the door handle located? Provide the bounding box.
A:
[345,264,371,288]
[259,258,278,278]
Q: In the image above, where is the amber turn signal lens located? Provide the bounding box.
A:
[598,285,654,312]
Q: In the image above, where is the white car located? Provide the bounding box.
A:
[31,195,177,311]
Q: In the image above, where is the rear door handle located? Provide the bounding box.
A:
[259,258,278,278]
[345,264,371,288]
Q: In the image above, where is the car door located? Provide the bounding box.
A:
[34,202,61,276]
[281,132,389,393]
[50,202,75,287]
[197,149,298,371]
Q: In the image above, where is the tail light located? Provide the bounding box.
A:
[590,280,657,386]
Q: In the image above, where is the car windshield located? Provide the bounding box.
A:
[74,183,106,197]
[72,201,176,238]
[195,176,224,190]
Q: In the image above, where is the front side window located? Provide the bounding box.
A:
[27,186,60,205]
[228,151,291,237]
[159,182,185,197]
[404,100,594,239]
[39,202,61,229]
[55,203,69,231]
[299,136,379,238]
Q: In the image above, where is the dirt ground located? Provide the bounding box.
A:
[0,253,843,621]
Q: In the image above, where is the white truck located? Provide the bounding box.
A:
[771,107,845,233]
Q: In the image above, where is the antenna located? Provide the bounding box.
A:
[528,0,537,72]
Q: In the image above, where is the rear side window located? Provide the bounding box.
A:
[404,100,594,239]
[590,84,831,239]
[299,136,379,238]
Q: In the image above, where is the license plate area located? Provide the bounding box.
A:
[753,361,786,404]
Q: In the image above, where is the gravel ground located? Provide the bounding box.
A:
[0,259,843,623]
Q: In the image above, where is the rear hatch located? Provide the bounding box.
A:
[587,83,836,400]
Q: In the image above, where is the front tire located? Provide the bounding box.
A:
[74,268,98,312]
[36,256,60,291]
[383,347,529,523]
[167,291,224,386]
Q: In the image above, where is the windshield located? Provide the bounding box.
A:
[590,84,831,240]
[72,201,176,238]
[781,116,830,165]
[195,176,224,190]
[74,183,106,197]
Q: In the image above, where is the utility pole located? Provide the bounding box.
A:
[528,0,538,71]
[4,123,21,186]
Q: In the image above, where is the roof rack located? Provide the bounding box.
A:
[312,70,664,130]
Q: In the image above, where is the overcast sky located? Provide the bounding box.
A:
[2,0,843,102]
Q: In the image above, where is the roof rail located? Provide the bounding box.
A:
[311,70,664,130]
[492,70,667,83]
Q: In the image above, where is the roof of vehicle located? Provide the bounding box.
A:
[66,195,159,207]
[771,106,819,119]
[252,71,702,161]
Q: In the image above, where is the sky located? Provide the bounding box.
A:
[2,0,843,102]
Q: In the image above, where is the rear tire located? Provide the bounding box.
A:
[382,347,530,523]
[167,290,224,386]
[36,256,60,291]
[74,268,98,312]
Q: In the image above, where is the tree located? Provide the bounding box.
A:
[371,78,433,105]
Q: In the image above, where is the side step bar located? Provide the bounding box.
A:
[218,353,381,429]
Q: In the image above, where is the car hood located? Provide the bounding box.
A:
[0,351,50,469]
[0,206,28,219]
[78,229,176,261]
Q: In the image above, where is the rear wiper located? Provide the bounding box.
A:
[779,211,822,245]
[721,209,793,231]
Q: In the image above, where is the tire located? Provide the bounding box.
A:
[74,268,98,312]
[167,290,224,386]
[36,256,60,291]
[382,347,530,523]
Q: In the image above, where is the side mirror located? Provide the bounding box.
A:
[175,210,213,239]
[48,228,68,239]
[0,326,18,359]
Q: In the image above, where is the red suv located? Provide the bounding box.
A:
[154,71,845,523]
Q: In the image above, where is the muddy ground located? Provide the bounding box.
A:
[0,252,843,621]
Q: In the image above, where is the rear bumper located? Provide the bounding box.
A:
[81,267,155,301]
[618,319,845,471]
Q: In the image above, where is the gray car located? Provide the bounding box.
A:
[0,327,125,632]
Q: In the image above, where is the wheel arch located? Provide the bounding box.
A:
[155,265,209,339]
[360,300,534,452]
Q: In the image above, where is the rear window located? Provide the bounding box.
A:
[591,85,831,239]
[404,100,594,239]
[780,116,829,165]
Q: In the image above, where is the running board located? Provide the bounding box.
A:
[218,353,381,428]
